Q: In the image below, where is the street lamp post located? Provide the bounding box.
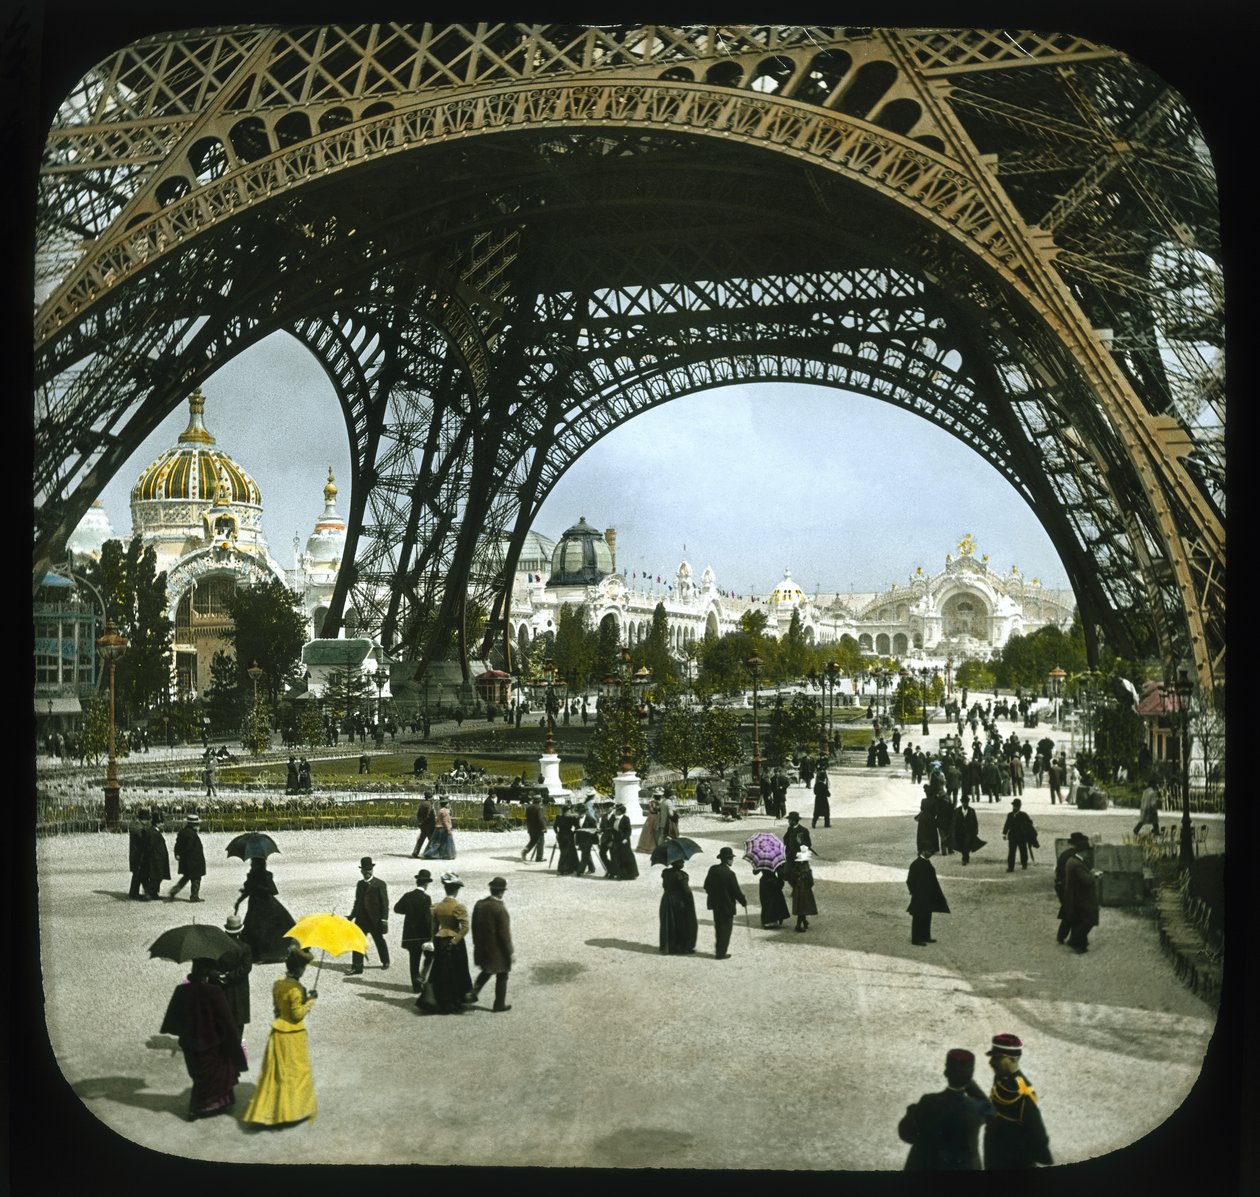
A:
[531,659,568,794]
[602,648,649,822]
[918,666,932,737]
[945,656,953,702]
[745,655,764,785]
[95,621,129,829]
[1172,665,1195,868]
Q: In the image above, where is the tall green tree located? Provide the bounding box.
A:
[637,602,679,692]
[553,603,598,689]
[223,579,309,706]
[698,707,744,778]
[204,649,245,734]
[323,666,373,726]
[654,698,702,789]
[82,536,173,716]
[586,687,650,794]
[772,608,811,682]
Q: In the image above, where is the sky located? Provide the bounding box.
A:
[93,330,1074,598]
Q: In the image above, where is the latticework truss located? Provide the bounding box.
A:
[33,24,1224,694]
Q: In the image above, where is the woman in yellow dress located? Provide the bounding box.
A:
[243,947,319,1127]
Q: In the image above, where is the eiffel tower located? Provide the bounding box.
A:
[32,24,1224,695]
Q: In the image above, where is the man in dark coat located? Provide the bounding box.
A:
[597,802,617,875]
[128,810,151,899]
[906,848,949,945]
[393,868,434,993]
[286,755,299,794]
[702,847,748,959]
[811,768,831,829]
[951,794,984,866]
[553,802,580,874]
[983,1033,1054,1169]
[349,855,390,974]
[1001,799,1039,871]
[782,811,812,862]
[168,813,207,901]
[142,814,172,899]
[468,876,514,1012]
[521,796,547,862]
[215,914,252,1041]
[898,1048,994,1170]
[412,793,437,857]
[771,769,789,819]
[1057,832,1100,952]
[798,754,815,788]
[575,800,599,876]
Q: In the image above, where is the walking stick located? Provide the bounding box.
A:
[745,906,753,944]
[548,835,557,870]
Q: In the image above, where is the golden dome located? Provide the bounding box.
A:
[769,568,805,607]
[131,389,262,507]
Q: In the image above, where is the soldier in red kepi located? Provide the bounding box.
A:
[983,1033,1053,1170]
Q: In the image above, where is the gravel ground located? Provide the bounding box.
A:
[33,756,1223,1173]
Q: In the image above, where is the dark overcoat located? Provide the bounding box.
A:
[906,855,950,915]
[952,805,983,853]
[352,875,390,930]
[173,825,206,878]
[215,940,253,1029]
[470,895,513,974]
[703,862,747,918]
[1058,854,1099,928]
[143,826,171,882]
[393,887,434,945]
[899,1082,993,1170]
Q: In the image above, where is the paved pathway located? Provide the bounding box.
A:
[32,740,1224,1172]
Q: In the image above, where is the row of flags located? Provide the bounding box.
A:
[524,566,769,601]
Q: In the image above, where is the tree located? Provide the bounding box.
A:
[242,696,273,755]
[81,536,173,717]
[223,579,309,707]
[772,608,811,682]
[204,650,245,735]
[655,698,702,789]
[586,688,650,794]
[553,603,598,689]
[78,693,111,765]
[323,666,373,726]
[298,703,326,748]
[954,658,995,694]
[698,707,744,778]
[637,602,678,691]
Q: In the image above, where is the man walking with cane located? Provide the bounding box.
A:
[703,846,748,959]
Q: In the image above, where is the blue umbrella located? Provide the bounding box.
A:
[225,832,280,860]
[649,837,703,866]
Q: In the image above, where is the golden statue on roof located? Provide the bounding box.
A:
[957,533,976,556]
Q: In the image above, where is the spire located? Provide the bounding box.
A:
[177,387,216,445]
[323,466,338,508]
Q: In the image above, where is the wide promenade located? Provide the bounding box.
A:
[30,729,1226,1176]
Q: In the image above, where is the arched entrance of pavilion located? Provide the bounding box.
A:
[34,24,1223,699]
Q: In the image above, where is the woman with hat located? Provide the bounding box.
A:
[635,794,660,854]
[422,799,456,859]
[242,948,319,1127]
[419,873,472,1014]
[755,861,790,929]
[160,956,248,1120]
[610,803,639,880]
[233,856,297,964]
[658,858,698,954]
[789,845,818,932]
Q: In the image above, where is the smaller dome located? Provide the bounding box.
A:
[677,560,692,579]
[769,568,805,607]
[548,516,613,587]
[304,467,346,569]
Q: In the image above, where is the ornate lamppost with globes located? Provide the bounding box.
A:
[96,620,129,829]
[1048,666,1066,725]
[745,655,765,785]
[918,666,932,737]
[600,648,650,822]
[531,658,568,794]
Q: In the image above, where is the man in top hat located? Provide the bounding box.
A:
[782,810,812,863]
[468,877,514,1012]
[898,1048,994,1170]
[703,847,748,959]
[140,811,171,900]
[393,869,435,993]
[1001,798,1039,872]
[216,913,253,1041]
[521,794,548,863]
[168,813,207,902]
[983,1033,1053,1169]
[349,856,390,974]
[1055,832,1100,952]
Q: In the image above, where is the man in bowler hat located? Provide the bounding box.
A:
[168,813,206,901]
[898,1048,994,1169]
[216,914,253,1041]
[468,877,513,1011]
[983,1033,1053,1169]
[1056,832,1100,952]
[393,869,434,992]
[349,856,390,973]
[703,846,747,959]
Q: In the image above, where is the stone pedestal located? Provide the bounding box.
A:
[613,771,645,826]
[538,752,566,797]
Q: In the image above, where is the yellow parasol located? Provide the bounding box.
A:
[284,912,368,983]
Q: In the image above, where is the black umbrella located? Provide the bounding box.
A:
[649,837,704,866]
[149,923,238,964]
[225,832,280,860]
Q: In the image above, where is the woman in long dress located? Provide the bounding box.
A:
[790,846,819,933]
[755,865,790,928]
[419,874,472,1014]
[242,948,319,1127]
[160,957,248,1119]
[422,800,457,859]
[635,798,659,854]
[658,859,697,954]
[610,804,639,880]
[234,857,296,964]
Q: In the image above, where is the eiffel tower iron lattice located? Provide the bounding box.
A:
[32,23,1224,695]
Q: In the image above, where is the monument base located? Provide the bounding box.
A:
[613,771,645,826]
[538,752,566,797]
